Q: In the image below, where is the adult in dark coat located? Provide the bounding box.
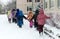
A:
[16,9,27,28]
[31,9,39,29]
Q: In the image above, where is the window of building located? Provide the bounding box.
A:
[27,0,32,2]
[35,0,40,2]
[49,0,54,8]
[27,7,29,11]
[27,0,28,2]
[58,0,60,8]
[44,0,48,9]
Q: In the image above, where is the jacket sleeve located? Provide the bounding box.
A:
[27,14,29,19]
[45,15,50,19]
[30,15,34,21]
[23,15,27,19]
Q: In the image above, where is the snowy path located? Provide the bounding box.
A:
[0,14,50,39]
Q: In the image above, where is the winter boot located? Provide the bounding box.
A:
[9,19,11,23]
[19,25,22,28]
[39,32,41,34]
[39,32,43,36]
[36,27,38,31]
[30,26,33,28]
[40,32,43,36]
[41,32,43,35]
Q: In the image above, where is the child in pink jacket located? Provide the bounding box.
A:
[37,8,50,35]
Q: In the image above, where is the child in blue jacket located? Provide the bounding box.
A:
[16,9,27,28]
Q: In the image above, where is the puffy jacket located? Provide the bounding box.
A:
[7,10,12,18]
[27,11,34,20]
[37,8,50,25]
[16,9,26,26]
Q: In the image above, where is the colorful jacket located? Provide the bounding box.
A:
[27,11,34,20]
[37,8,50,25]
[7,10,12,18]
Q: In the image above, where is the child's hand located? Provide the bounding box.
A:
[27,19,30,22]
[27,19,29,21]
[27,18,29,20]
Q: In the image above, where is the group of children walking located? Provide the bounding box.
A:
[7,8,51,35]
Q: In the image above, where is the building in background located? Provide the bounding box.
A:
[16,0,60,14]
[43,0,60,14]
[43,0,60,29]
[16,0,43,14]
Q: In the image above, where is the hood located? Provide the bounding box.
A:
[19,10,23,16]
[12,9,15,12]
[39,8,44,14]
[16,9,23,16]
[35,9,39,14]
[17,9,19,12]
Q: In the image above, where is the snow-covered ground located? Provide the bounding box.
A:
[0,14,58,39]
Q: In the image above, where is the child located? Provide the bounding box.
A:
[36,8,50,35]
[27,8,34,28]
[16,9,27,28]
[11,9,17,23]
[7,10,12,23]
[31,9,39,30]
